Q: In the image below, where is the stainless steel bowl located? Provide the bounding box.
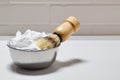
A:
[7,44,59,69]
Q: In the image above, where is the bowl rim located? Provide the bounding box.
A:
[7,43,59,52]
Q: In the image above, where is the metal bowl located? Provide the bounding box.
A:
[7,44,59,70]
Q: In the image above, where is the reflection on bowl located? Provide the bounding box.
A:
[7,44,59,70]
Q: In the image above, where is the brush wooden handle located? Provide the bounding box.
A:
[53,16,80,42]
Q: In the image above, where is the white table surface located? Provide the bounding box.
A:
[0,36,120,80]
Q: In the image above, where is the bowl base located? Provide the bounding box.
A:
[14,53,57,70]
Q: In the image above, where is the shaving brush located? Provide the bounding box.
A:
[36,16,80,50]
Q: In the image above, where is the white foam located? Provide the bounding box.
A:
[8,29,48,51]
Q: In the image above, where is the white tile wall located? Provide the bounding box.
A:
[51,5,120,24]
[0,0,120,35]
[10,4,50,24]
[0,0,9,4]
[10,0,91,3]
[93,0,120,3]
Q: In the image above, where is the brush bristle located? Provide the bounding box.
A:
[35,34,60,50]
